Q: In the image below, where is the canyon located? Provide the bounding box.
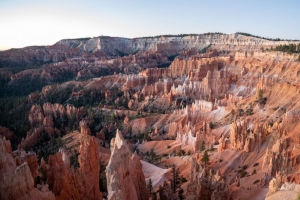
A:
[0,32,300,200]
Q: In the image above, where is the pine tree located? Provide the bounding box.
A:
[169,166,181,194]
[147,178,153,194]
[258,89,265,104]
[201,150,210,167]
[178,188,185,200]
[200,141,206,152]
[128,125,132,139]
[152,192,157,200]
[149,148,156,162]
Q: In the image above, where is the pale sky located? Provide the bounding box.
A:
[1,0,300,50]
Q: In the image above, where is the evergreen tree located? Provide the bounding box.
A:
[258,89,265,105]
[201,150,210,167]
[147,178,153,194]
[152,192,157,200]
[178,188,185,200]
[149,148,156,162]
[200,141,206,152]
[169,166,181,194]
[128,125,132,139]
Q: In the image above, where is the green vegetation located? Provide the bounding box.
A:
[237,165,248,178]
[147,178,153,194]
[271,43,300,54]
[231,109,235,116]
[253,163,259,167]
[209,121,215,129]
[246,106,253,115]
[168,166,185,199]
[176,147,186,156]
[258,89,267,105]
[152,192,157,200]
[201,150,210,167]
[237,32,300,41]
[99,160,107,192]
[199,44,212,54]
[169,167,186,199]
[70,149,80,169]
[200,141,206,152]
[136,32,225,39]
[29,130,66,161]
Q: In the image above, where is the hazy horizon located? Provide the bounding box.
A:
[1,0,300,50]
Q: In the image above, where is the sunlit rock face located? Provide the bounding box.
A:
[106,130,148,200]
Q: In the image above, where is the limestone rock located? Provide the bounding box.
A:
[0,137,15,180]
[0,137,55,200]
[1,163,55,200]
[266,178,278,197]
[47,122,102,200]
[186,157,228,200]
[106,130,148,200]
[230,120,269,152]
[0,126,15,141]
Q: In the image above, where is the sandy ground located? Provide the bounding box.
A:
[142,160,170,190]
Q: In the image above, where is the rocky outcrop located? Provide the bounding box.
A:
[20,103,85,149]
[47,121,102,200]
[262,138,289,176]
[14,150,39,182]
[158,181,176,200]
[230,121,269,152]
[0,137,55,200]
[29,103,85,128]
[106,130,148,200]
[1,162,55,200]
[17,127,44,150]
[0,126,15,141]
[0,136,15,180]
[266,178,278,197]
[186,157,228,200]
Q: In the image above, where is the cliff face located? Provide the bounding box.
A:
[47,121,102,200]
[106,130,148,200]
[0,137,55,200]
[55,33,299,54]
[17,103,85,150]
[186,157,228,200]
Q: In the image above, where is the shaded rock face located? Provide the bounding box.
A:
[47,122,102,200]
[28,103,85,128]
[106,130,148,200]
[14,150,39,182]
[0,126,16,141]
[158,181,176,200]
[186,157,228,200]
[0,137,55,200]
[18,103,85,150]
